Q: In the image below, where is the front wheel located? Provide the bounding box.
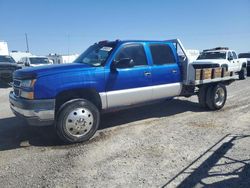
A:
[239,67,247,80]
[206,84,227,110]
[56,99,100,143]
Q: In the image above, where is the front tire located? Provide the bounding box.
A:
[206,84,227,110]
[56,99,100,143]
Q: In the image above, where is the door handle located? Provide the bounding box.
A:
[172,69,177,73]
[144,72,151,76]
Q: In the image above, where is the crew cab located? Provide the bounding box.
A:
[19,56,52,67]
[9,39,242,143]
[0,55,21,83]
[193,47,247,80]
[238,52,250,76]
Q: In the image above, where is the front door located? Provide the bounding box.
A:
[105,43,152,108]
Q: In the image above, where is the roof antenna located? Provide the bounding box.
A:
[25,33,29,52]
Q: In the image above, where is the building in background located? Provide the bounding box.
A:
[47,53,79,64]
[186,49,200,61]
[0,41,9,55]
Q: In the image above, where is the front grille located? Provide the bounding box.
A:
[13,79,21,87]
[13,79,21,97]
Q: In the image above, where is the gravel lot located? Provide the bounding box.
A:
[0,79,250,188]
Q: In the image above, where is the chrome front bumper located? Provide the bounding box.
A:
[9,91,55,126]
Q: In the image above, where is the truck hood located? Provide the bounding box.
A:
[13,63,95,80]
[192,59,226,65]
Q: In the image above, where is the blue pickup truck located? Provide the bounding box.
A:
[9,39,239,143]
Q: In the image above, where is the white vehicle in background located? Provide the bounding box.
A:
[192,47,247,80]
[10,51,33,63]
[19,56,53,67]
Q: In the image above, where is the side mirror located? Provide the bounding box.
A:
[228,56,233,61]
[112,58,135,70]
[25,62,30,66]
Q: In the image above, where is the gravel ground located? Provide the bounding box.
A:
[0,79,250,188]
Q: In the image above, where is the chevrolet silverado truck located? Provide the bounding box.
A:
[9,39,241,143]
[193,47,247,80]
[238,52,250,76]
[0,55,21,83]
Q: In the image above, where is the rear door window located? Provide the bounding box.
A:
[149,44,176,65]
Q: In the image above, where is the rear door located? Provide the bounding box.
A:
[105,43,152,108]
[148,43,182,100]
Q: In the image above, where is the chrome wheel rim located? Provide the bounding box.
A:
[215,88,225,106]
[65,108,94,137]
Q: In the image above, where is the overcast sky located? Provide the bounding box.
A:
[0,0,250,55]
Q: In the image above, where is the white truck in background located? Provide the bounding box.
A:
[192,47,247,80]
[19,56,53,67]
[10,51,33,63]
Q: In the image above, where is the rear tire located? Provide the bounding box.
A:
[239,67,247,80]
[56,99,100,143]
[206,84,227,110]
[198,85,208,108]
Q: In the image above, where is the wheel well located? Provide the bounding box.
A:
[55,88,102,113]
[242,63,247,68]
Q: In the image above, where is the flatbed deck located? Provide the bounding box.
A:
[194,75,238,85]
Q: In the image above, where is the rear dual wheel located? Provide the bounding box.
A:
[198,84,227,110]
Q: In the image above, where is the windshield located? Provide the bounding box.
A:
[239,53,250,58]
[30,57,49,65]
[74,43,115,67]
[197,52,226,60]
[0,56,16,63]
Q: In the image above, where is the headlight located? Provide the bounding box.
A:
[20,79,36,88]
[19,79,36,99]
[20,91,34,99]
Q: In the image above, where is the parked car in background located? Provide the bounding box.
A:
[238,53,250,76]
[193,47,247,80]
[0,55,21,83]
[19,56,53,67]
